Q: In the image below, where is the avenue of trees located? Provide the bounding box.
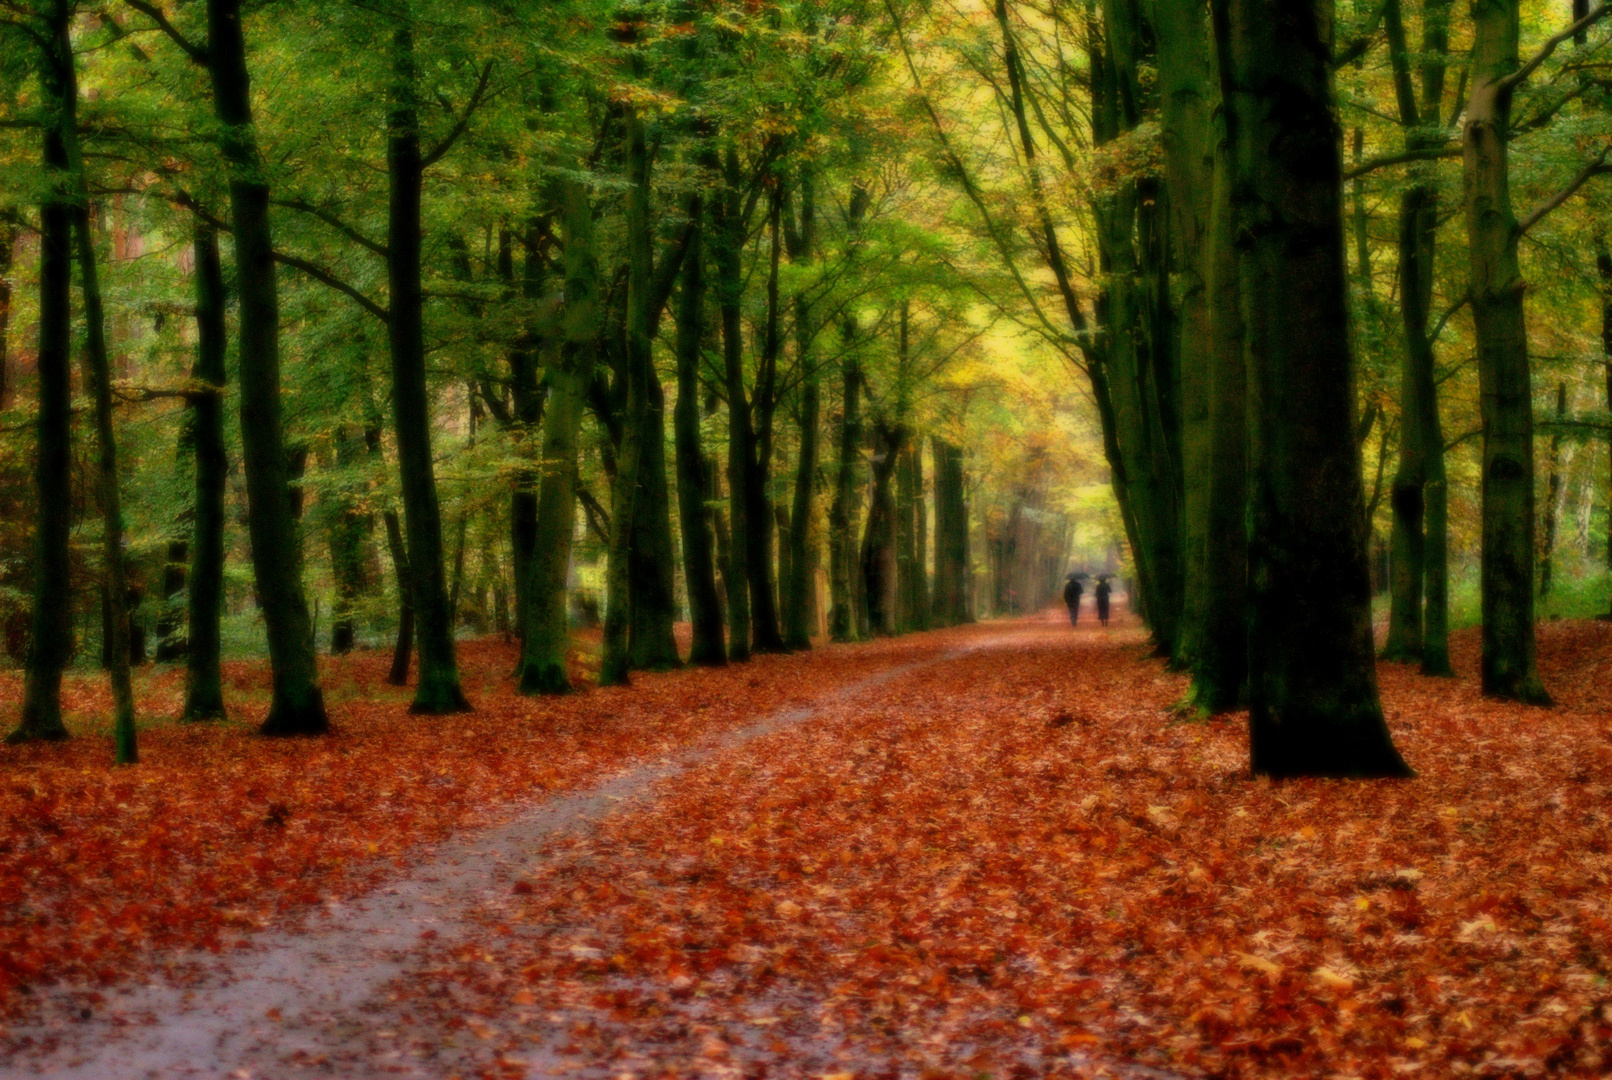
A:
[2,0,1610,778]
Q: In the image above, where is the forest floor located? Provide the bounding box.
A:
[0,611,1610,1079]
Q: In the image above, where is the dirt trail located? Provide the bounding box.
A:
[3,641,993,1079]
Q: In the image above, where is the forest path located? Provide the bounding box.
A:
[6,616,1177,1079]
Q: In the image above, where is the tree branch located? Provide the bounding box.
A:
[1342,144,1460,179]
[273,252,391,323]
[421,60,495,169]
[272,198,389,258]
[1500,3,1612,92]
[123,0,208,65]
[1516,150,1612,237]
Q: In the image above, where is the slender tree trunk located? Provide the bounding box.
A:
[387,8,469,714]
[598,110,653,687]
[828,330,861,642]
[328,425,370,655]
[1215,0,1412,777]
[1463,0,1550,703]
[0,216,14,411]
[744,190,787,652]
[75,209,138,764]
[1540,382,1567,598]
[715,158,752,661]
[184,222,229,720]
[505,224,544,642]
[518,179,598,693]
[207,0,327,735]
[784,169,819,649]
[673,201,727,665]
[1601,246,1612,617]
[383,507,414,685]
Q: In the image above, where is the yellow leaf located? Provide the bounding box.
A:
[1313,966,1354,990]
[1236,951,1280,976]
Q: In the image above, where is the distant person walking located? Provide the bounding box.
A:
[1062,575,1083,626]
[1095,577,1111,627]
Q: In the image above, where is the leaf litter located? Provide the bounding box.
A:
[1,613,1610,1079]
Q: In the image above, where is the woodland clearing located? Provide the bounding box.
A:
[1,612,1609,1078]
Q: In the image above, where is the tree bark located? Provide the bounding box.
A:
[0,216,13,411]
[628,367,682,670]
[1463,0,1550,703]
[206,0,327,735]
[744,188,787,653]
[387,7,469,714]
[184,222,229,720]
[828,334,862,642]
[1215,0,1412,777]
[673,198,727,665]
[328,424,371,655]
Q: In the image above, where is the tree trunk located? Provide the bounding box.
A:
[505,223,544,643]
[628,368,682,670]
[75,208,138,764]
[1540,382,1567,598]
[673,200,727,665]
[184,222,229,720]
[861,423,905,636]
[387,8,469,714]
[744,192,787,654]
[1463,0,1550,703]
[9,145,73,745]
[328,424,371,655]
[784,169,819,650]
[383,507,414,685]
[598,109,653,687]
[828,330,862,642]
[1215,0,1412,777]
[1601,245,1612,618]
[715,155,752,661]
[207,0,327,736]
[518,178,598,693]
[0,216,14,411]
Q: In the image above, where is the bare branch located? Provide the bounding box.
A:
[272,197,389,258]
[421,60,495,169]
[1500,3,1612,93]
[273,252,391,323]
[1516,149,1612,236]
[1342,144,1460,179]
[123,0,208,65]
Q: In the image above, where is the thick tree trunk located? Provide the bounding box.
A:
[673,202,727,665]
[1154,0,1215,677]
[184,222,229,720]
[1463,0,1550,703]
[505,224,544,643]
[1601,246,1612,617]
[1216,0,1412,777]
[387,10,469,714]
[518,179,598,693]
[207,0,327,735]
[931,438,970,626]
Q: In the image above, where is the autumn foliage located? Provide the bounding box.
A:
[3,615,1612,1077]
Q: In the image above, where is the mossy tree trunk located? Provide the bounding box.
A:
[518,178,599,694]
[1462,0,1550,703]
[1215,0,1413,777]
